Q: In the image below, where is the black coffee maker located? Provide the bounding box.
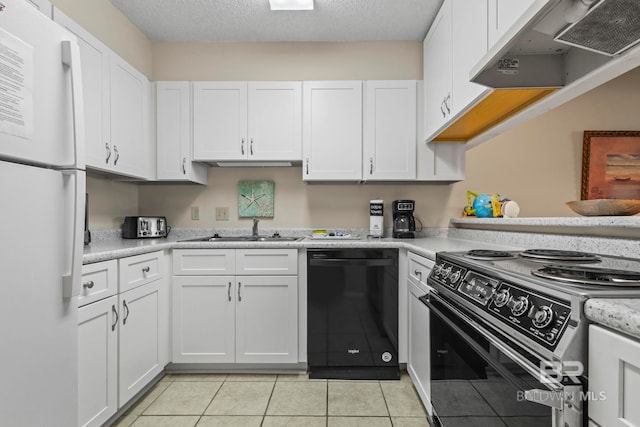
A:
[392,200,416,238]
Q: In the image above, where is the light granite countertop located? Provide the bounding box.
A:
[82,231,522,265]
[584,299,640,340]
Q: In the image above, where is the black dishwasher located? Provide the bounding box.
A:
[307,248,399,380]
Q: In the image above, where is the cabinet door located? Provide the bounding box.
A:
[363,81,417,180]
[78,296,118,427]
[487,0,536,48]
[156,82,208,184]
[235,276,298,363]
[53,8,111,171]
[118,281,163,406]
[589,325,640,427]
[423,0,453,140]
[302,81,363,181]
[193,82,248,161]
[172,276,236,363]
[407,281,431,413]
[110,55,149,179]
[451,0,491,117]
[248,82,302,161]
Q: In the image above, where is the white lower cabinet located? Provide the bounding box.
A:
[235,275,298,363]
[172,276,236,363]
[172,249,298,364]
[407,252,434,413]
[118,280,164,406]
[77,295,118,427]
[589,325,640,427]
[77,252,168,427]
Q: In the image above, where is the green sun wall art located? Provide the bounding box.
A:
[238,180,275,218]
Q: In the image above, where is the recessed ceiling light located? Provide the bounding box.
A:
[269,0,314,11]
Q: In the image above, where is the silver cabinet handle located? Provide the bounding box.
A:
[440,99,446,118]
[238,282,242,302]
[250,138,254,155]
[228,282,232,302]
[122,300,130,325]
[369,157,373,175]
[444,93,451,114]
[111,305,118,331]
[182,157,186,175]
[305,158,309,175]
[83,280,94,289]
[414,270,422,280]
[105,143,111,163]
[113,145,120,166]
[142,266,150,273]
[241,138,245,155]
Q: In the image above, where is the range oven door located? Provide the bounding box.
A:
[422,291,583,427]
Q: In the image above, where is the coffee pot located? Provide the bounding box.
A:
[392,200,416,238]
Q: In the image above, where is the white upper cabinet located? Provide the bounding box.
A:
[193,82,247,161]
[451,0,490,116]
[156,82,208,184]
[423,0,491,142]
[487,0,536,48]
[193,81,302,161]
[302,81,363,181]
[423,0,453,140]
[53,8,149,179]
[248,82,302,161]
[109,55,149,178]
[363,81,417,181]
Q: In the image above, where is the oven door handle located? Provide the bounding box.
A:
[426,292,563,393]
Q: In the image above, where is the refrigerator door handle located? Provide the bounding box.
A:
[61,40,86,170]
[61,170,86,298]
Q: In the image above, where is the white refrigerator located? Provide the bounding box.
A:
[0,1,85,425]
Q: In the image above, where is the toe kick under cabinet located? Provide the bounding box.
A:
[77,252,169,427]
[172,249,299,364]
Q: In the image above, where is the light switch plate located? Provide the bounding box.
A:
[216,207,230,221]
[191,206,199,221]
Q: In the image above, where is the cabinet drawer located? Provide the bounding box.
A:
[79,260,118,307]
[236,249,298,275]
[408,252,434,286]
[119,251,163,293]
[173,249,236,275]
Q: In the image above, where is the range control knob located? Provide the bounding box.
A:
[492,289,510,307]
[450,270,462,284]
[532,306,554,329]
[442,266,452,279]
[508,296,529,317]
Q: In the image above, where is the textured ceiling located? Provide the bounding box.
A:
[110,0,443,42]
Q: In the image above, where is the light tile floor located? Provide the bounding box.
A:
[111,372,430,427]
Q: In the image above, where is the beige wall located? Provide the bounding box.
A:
[87,175,139,230]
[152,42,423,81]
[50,0,152,76]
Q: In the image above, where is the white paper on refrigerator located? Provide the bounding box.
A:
[0,27,33,140]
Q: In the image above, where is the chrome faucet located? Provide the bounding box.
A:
[252,218,260,237]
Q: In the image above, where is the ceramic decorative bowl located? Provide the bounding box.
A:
[566,199,640,216]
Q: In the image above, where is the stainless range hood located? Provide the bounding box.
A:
[446,0,640,147]
[471,0,640,89]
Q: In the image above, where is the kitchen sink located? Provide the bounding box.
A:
[180,234,302,242]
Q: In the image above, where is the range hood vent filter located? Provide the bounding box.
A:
[554,0,640,56]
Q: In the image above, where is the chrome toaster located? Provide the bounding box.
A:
[122,216,169,239]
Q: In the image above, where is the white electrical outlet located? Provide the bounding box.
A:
[191,206,200,221]
[216,207,230,221]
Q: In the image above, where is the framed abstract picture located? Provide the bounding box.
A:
[581,131,640,200]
